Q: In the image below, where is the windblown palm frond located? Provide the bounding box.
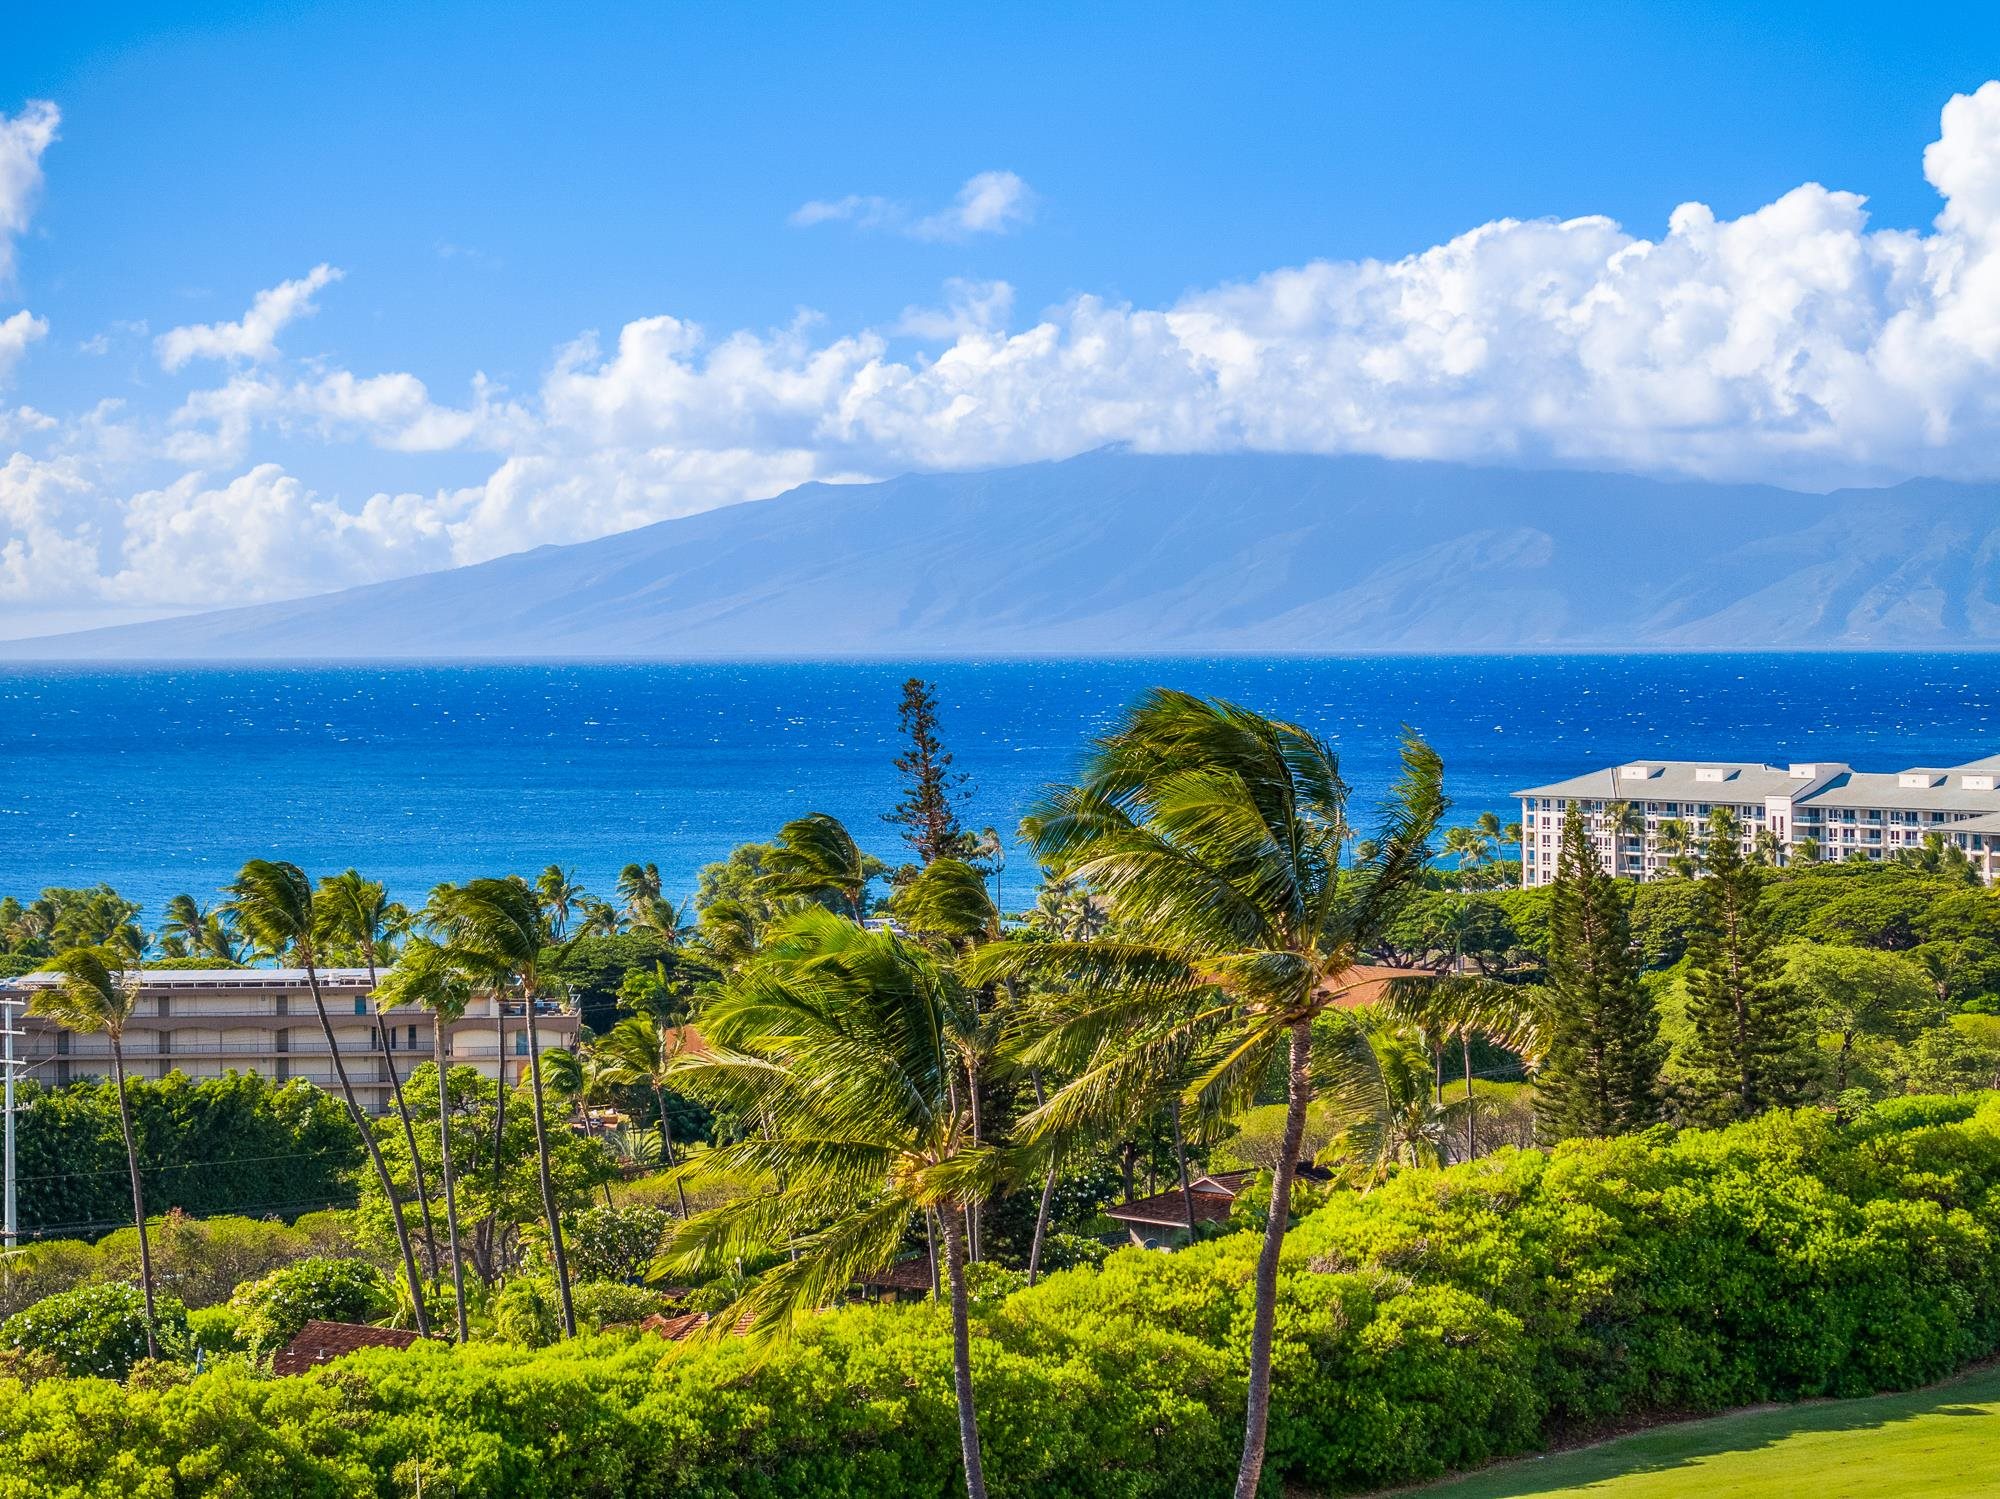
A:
[759,813,880,920]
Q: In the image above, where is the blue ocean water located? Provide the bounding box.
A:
[2,655,1998,921]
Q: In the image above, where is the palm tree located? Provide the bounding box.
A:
[617,862,664,918]
[1602,800,1644,877]
[534,865,588,938]
[1316,1010,1453,1184]
[317,870,437,1280]
[430,876,579,1337]
[377,937,475,1341]
[576,896,624,937]
[759,812,881,920]
[1655,817,1697,877]
[666,909,994,1499]
[1442,824,1494,884]
[32,947,159,1358]
[596,1013,696,1217]
[160,894,210,958]
[969,690,1446,1499]
[972,826,1007,915]
[225,860,431,1337]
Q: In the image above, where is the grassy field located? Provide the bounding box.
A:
[1401,1363,2000,1498]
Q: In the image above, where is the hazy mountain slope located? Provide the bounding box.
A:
[12,450,2000,657]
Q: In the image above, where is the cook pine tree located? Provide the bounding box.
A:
[1682,806,1816,1122]
[1535,803,1665,1140]
[888,677,972,863]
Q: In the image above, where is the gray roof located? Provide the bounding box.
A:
[1796,771,2000,814]
[1518,754,2000,817]
[1514,761,1803,804]
[0,966,375,990]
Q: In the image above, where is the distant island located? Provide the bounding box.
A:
[11,448,2000,658]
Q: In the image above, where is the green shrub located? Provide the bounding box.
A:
[566,1204,671,1283]
[570,1280,664,1329]
[186,1305,245,1356]
[492,1278,563,1348]
[229,1257,392,1351]
[4,1099,2000,1494]
[2,1282,190,1378]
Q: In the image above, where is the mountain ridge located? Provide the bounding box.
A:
[11,450,2000,658]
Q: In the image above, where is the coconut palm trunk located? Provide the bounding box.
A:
[1234,1020,1312,1499]
[489,998,507,1272]
[433,1016,469,1341]
[1026,1070,1055,1287]
[521,985,577,1337]
[365,950,439,1280]
[303,961,430,1337]
[939,1203,990,1499]
[108,1036,159,1360]
[650,1080,690,1218]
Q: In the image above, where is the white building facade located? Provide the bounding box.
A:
[0,967,583,1113]
[1515,754,2000,887]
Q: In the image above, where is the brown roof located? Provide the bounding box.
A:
[854,1257,933,1293]
[1104,1174,1247,1230]
[271,1319,427,1375]
[639,1307,756,1342]
[1325,964,1432,1009]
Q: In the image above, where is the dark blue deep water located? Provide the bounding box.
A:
[3,655,1999,918]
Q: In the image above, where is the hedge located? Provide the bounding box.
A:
[4,1096,2000,1496]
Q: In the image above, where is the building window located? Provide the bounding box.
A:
[514,1032,529,1056]
[354,997,368,1015]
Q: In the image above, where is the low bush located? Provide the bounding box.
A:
[1,1282,191,1379]
[5,1097,2000,1495]
[570,1280,665,1329]
[229,1258,394,1351]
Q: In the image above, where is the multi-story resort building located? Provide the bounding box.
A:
[1515,754,2000,887]
[0,967,582,1113]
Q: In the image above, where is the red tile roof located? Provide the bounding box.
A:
[271,1320,428,1375]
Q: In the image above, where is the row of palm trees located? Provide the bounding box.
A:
[32,692,1513,1499]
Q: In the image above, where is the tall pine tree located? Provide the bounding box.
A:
[888,678,971,863]
[1682,806,1816,1123]
[1536,803,1664,1141]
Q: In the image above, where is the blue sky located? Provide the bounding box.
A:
[4,2,2000,633]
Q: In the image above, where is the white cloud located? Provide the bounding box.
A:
[0,307,46,385]
[914,170,1036,240]
[791,170,1036,240]
[28,81,2000,631]
[0,100,58,286]
[155,263,343,370]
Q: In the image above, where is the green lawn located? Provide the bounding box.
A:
[1400,1363,2000,1498]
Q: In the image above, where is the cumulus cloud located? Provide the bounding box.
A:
[0,100,58,286]
[0,307,46,384]
[25,82,2000,633]
[155,263,343,370]
[792,170,1036,240]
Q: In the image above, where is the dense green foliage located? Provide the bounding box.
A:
[16,1071,362,1236]
[5,1098,1997,1495]
[0,1210,369,1321]
[1,1282,190,1379]
[229,1258,395,1351]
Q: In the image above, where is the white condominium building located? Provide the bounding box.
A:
[1514,754,2000,887]
[0,967,583,1114]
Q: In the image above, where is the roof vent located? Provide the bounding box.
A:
[1964,774,1997,791]
[1618,763,1663,780]
[1899,770,1947,788]
[1789,764,1820,779]
[1694,767,1738,783]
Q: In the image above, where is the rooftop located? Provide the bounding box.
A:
[1517,753,2000,813]
[0,966,375,991]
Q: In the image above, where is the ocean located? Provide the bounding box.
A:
[2,654,1998,921]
